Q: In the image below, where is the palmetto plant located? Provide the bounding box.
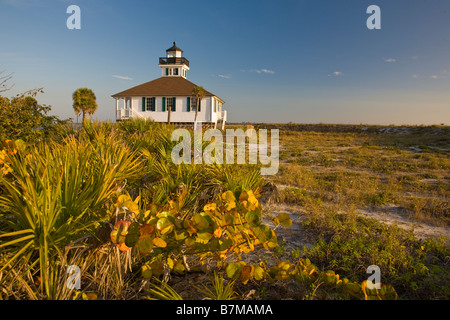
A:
[0,136,143,299]
[145,277,183,300]
[194,271,238,300]
[206,164,262,197]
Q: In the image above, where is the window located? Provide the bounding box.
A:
[174,68,179,75]
[165,97,176,111]
[142,97,156,112]
[191,97,201,112]
[214,99,217,113]
[147,97,155,111]
[142,97,155,111]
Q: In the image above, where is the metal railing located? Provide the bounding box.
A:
[116,108,133,120]
[159,57,190,67]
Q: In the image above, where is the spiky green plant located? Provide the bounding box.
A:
[0,136,142,299]
[145,277,183,300]
[194,271,238,300]
[206,164,262,196]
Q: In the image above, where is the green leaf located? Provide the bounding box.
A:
[274,212,292,227]
[150,261,165,277]
[218,238,233,251]
[156,217,174,235]
[137,236,154,254]
[128,222,140,235]
[192,214,209,231]
[174,230,188,241]
[141,264,153,279]
[253,265,265,281]
[261,225,274,241]
[196,232,213,243]
[174,261,186,274]
[14,139,26,151]
[245,211,260,226]
[226,262,245,279]
[252,226,267,243]
[185,237,196,247]
[125,233,139,247]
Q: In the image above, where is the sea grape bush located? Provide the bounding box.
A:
[109,188,398,300]
[109,189,285,270]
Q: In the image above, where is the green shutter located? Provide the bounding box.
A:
[162,97,166,111]
[172,97,176,111]
[142,97,146,111]
[152,97,155,111]
[198,99,201,112]
[165,68,168,76]
[187,97,190,112]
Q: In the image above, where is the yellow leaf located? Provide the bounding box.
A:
[141,264,153,279]
[174,261,186,274]
[152,237,167,248]
[204,203,217,212]
[167,257,174,269]
[115,194,131,207]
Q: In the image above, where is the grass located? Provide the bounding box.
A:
[272,126,449,227]
[262,124,449,299]
[0,120,448,300]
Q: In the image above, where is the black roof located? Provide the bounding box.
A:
[166,41,183,52]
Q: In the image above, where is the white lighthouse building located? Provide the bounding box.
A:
[112,42,227,129]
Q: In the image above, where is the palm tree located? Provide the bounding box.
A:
[72,88,97,124]
[192,86,206,130]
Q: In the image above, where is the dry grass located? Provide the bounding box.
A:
[266,125,449,229]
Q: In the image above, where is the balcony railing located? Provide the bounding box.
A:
[116,108,133,120]
[159,57,190,67]
[219,110,227,121]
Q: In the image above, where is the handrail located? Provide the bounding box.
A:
[159,57,190,67]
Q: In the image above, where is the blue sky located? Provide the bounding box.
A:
[1,0,449,124]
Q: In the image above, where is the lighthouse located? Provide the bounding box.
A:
[159,42,190,78]
[112,42,227,129]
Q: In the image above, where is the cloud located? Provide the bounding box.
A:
[328,71,343,77]
[249,69,275,74]
[412,74,419,78]
[112,75,133,80]
[218,74,231,79]
[384,58,397,63]
[430,71,449,79]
